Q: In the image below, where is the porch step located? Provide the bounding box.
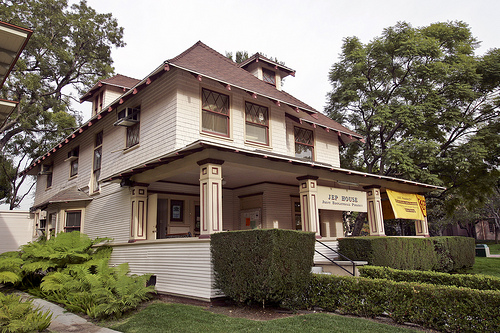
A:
[311,266,332,275]
[315,260,368,277]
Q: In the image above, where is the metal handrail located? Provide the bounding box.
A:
[315,239,356,276]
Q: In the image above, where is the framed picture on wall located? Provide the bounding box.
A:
[170,200,184,222]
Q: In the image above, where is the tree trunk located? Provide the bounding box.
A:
[351,212,367,236]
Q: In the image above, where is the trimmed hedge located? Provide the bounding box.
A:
[338,236,474,272]
[360,265,500,291]
[211,229,315,307]
[307,274,500,332]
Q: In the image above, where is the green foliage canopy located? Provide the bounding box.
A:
[0,0,125,208]
[326,21,500,213]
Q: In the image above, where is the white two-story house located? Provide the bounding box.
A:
[23,42,441,300]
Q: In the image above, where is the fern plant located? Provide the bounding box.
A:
[0,292,52,333]
[40,258,154,319]
[0,232,154,319]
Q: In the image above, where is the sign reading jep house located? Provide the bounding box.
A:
[317,186,367,212]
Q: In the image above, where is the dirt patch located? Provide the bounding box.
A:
[155,294,438,331]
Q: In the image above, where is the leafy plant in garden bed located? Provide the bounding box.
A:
[0,232,155,319]
[0,292,52,333]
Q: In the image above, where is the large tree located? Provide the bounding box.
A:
[326,21,500,232]
[0,0,125,209]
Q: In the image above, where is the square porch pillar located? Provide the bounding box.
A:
[198,159,224,237]
[365,186,386,236]
[130,185,148,241]
[297,176,321,237]
[415,217,430,237]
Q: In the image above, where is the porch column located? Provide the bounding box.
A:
[415,217,430,237]
[365,186,386,236]
[198,159,224,237]
[130,185,148,241]
[297,176,320,237]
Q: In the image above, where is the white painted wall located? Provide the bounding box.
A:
[0,210,33,253]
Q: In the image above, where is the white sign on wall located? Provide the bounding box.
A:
[317,186,367,212]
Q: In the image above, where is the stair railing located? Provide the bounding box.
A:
[315,239,356,276]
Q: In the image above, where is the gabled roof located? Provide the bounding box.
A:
[31,186,92,210]
[22,41,363,175]
[238,52,296,77]
[80,74,140,102]
[167,41,315,113]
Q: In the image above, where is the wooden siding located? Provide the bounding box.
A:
[108,239,216,300]
[84,182,131,243]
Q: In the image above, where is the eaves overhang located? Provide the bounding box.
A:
[102,139,445,194]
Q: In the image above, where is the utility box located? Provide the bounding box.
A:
[475,244,490,257]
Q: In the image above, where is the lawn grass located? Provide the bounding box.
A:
[110,302,420,333]
[465,257,500,278]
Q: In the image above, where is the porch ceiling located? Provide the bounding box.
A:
[115,140,443,194]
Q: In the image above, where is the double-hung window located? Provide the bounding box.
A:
[201,88,229,136]
[65,210,81,232]
[126,108,140,148]
[294,127,314,160]
[245,102,269,145]
[68,147,79,177]
[92,131,103,193]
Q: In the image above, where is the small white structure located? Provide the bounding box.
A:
[0,210,34,253]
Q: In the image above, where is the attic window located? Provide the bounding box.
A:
[262,68,276,86]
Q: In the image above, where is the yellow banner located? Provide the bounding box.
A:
[386,189,425,221]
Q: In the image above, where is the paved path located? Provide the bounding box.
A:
[17,292,119,333]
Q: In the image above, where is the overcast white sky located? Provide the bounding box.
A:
[6,0,500,210]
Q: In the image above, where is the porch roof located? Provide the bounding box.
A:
[31,186,92,211]
[102,139,445,194]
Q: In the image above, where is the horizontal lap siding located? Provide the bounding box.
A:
[108,240,216,300]
[84,183,130,243]
[0,211,33,253]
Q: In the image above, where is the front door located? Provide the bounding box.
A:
[156,199,168,239]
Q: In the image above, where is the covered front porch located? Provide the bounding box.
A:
[105,140,437,242]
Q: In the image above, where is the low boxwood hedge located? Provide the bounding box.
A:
[338,236,474,272]
[360,265,500,291]
[307,274,500,332]
[211,229,315,307]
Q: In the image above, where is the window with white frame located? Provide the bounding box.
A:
[201,88,229,136]
[126,108,140,148]
[92,131,103,192]
[245,102,269,145]
[294,127,314,160]
[67,147,79,177]
[65,210,81,232]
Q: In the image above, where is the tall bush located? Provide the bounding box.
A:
[211,229,315,307]
[338,236,474,272]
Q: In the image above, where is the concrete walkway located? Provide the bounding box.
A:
[17,292,119,333]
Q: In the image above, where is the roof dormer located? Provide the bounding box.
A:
[80,74,140,117]
[238,53,295,91]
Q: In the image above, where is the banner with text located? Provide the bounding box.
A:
[317,186,367,212]
[386,189,425,221]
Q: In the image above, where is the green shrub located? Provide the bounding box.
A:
[39,259,154,319]
[0,292,52,333]
[0,232,154,319]
[360,265,500,291]
[211,229,315,307]
[307,274,500,332]
[338,236,474,272]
